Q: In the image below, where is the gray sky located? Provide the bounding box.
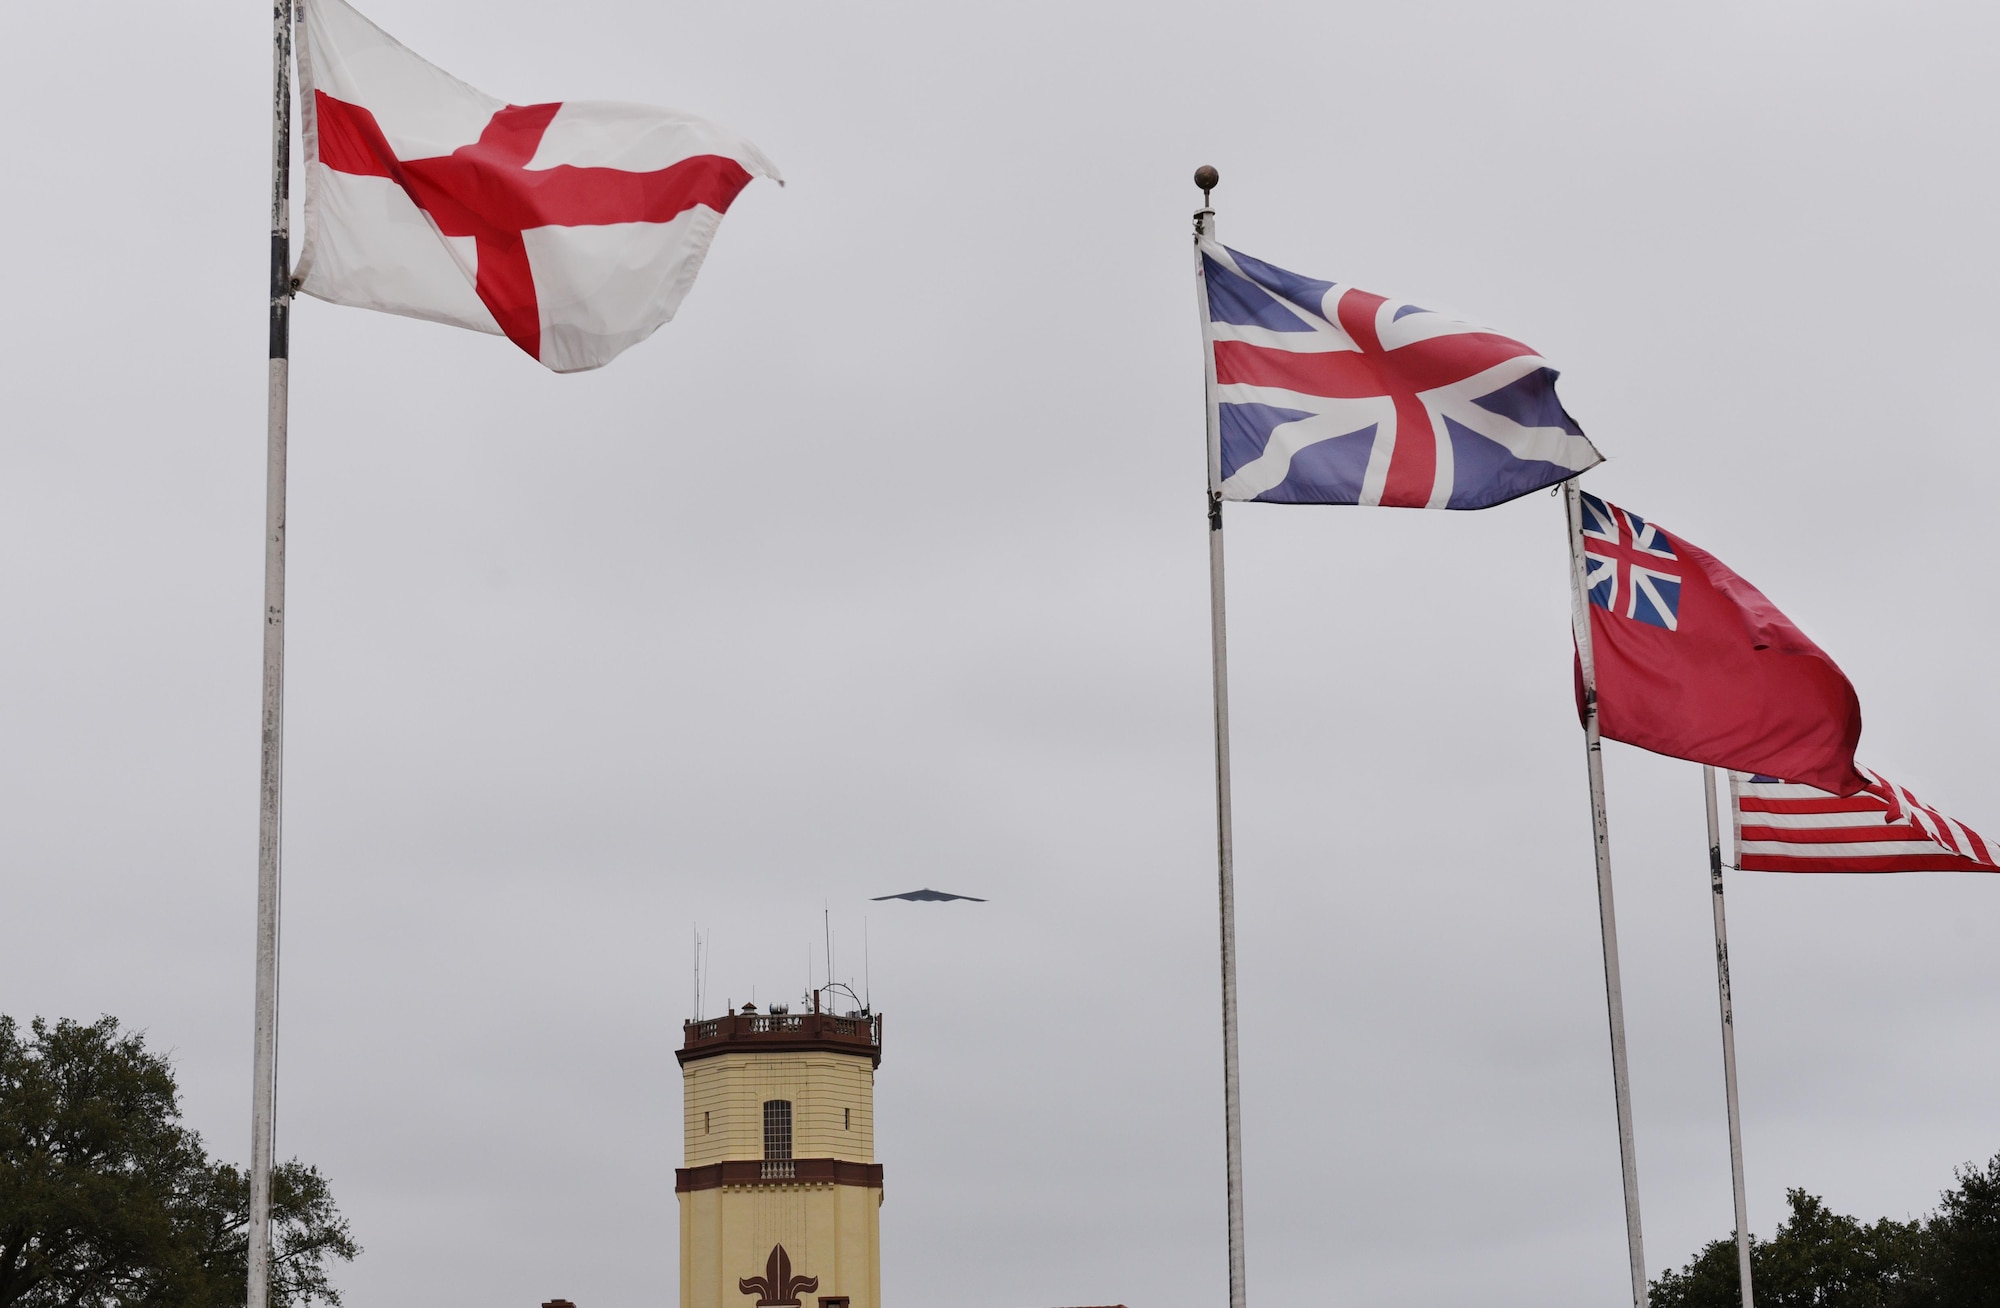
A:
[4,2,1998,1305]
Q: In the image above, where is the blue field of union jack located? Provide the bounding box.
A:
[1200,243,1602,508]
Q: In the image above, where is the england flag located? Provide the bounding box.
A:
[1199,242,1602,508]
[295,0,780,373]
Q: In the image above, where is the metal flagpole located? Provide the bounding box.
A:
[1562,481,1648,1308]
[249,2,296,1306]
[1704,765,1756,1308]
[1192,164,1247,1308]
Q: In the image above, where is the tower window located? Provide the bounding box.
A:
[763,1100,793,1161]
[703,1111,710,1134]
[844,1107,850,1131]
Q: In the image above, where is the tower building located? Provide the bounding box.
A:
[677,994,883,1308]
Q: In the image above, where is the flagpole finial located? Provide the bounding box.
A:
[1194,165,1219,206]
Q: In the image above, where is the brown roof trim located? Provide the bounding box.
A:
[675,1034,882,1068]
[676,1159,884,1192]
[676,1013,883,1068]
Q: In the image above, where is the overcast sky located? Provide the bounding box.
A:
[4,2,1999,1305]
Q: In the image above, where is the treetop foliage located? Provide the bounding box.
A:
[1653,1154,2000,1308]
[0,1015,357,1308]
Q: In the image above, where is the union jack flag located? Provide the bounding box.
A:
[1580,492,1681,630]
[1199,242,1602,508]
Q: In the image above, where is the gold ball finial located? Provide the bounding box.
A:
[1194,165,1219,204]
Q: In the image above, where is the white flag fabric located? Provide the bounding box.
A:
[295,0,780,373]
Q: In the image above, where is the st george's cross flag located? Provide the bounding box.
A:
[1197,242,1602,508]
[1732,770,1998,873]
[1578,492,1867,795]
[295,0,780,373]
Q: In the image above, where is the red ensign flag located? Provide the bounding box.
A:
[1576,492,1866,795]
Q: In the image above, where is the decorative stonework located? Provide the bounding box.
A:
[738,1244,819,1308]
[676,1158,883,1193]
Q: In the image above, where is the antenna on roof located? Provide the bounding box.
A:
[863,918,871,1011]
[693,925,701,1020]
[824,902,834,991]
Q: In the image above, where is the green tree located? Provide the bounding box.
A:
[0,1016,357,1308]
[1652,1153,2000,1308]
[1651,1189,1928,1308]
[1921,1155,2000,1308]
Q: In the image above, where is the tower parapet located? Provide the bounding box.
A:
[678,1009,883,1067]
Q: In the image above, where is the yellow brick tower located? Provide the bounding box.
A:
[677,993,883,1308]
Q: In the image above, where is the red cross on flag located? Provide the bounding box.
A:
[295,0,780,373]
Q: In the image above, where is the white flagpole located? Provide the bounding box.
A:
[248,2,295,1306]
[1562,481,1649,1307]
[1704,765,1756,1308]
[1192,165,1247,1308]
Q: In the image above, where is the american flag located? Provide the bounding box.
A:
[1199,242,1602,508]
[1732,770,1998,873]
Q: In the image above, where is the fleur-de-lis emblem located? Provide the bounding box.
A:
[738,1244,820,1307]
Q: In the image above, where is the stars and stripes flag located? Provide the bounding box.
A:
[1733,770,1999,873]
[296,0,780,373]
[1197,242,1603,508]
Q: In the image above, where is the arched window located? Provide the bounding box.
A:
[763,1100,793,1161]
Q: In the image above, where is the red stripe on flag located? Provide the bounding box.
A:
[1738,823,1930,846]
[1212,341,1382,398]
[1336,291,1430,507]
[1740,852,2000,873]
[314,91,397,179]
[1736,796,1884,815]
